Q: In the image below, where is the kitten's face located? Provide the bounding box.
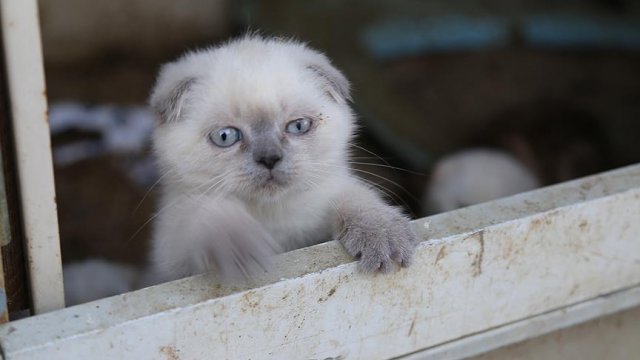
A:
[151,38,354,201]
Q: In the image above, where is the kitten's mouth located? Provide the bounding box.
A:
[258,170,288,189]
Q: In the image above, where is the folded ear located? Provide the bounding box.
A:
[149,71,196,124]
[306,57,351,104]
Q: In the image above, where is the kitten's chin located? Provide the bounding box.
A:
[250,171,292,199]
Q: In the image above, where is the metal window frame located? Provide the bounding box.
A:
[0,0,64,314]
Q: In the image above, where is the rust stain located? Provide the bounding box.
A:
[530,217,543,228]
[468,231,484,277]
[240,290,262,310]
[160,346,180,360]
[530,216,552,229]
[435,245,447,265]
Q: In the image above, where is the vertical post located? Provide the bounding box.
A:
[0,0,64,313]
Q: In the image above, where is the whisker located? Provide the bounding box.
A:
[128,170,230,246]
[351,168,420,202]
[308,167,413,210]
[348,161,427,177]
[306,160,418,203]
[197,174,230,199]
[126,196,183,244]
[303,175,345,228]
[348,143,392,167]
[132,167,174,215]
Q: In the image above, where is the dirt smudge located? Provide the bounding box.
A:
[435,245,447,265]
[160,345,180,360]
[467,231,484,277]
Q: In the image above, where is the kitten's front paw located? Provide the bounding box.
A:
[338,206,418,273]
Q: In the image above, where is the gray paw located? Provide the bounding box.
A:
[338,206,418,273]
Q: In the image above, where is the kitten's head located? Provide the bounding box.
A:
[150,36,354,201]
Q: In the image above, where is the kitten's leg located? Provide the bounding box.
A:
[151,196,281,282]
[333,182,418,273]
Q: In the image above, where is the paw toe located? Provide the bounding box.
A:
[359,256,392,273]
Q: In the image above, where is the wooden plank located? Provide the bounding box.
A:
[0,164,638,359]
[0,0,64,314]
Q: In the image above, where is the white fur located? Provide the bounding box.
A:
[149,36,361,281]
[149,36,417,282]
[425,148,540,213]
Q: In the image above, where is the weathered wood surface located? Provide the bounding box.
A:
[0,164,639,359]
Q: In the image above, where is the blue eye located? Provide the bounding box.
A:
[285,118,312,135]
[209,127,242,147]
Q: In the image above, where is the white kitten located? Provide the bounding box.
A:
[425,148,540,213]
[148,36,417,282]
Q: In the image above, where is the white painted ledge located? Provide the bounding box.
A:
[0,164,639,359]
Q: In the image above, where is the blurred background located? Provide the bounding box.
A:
[41,0,640,277]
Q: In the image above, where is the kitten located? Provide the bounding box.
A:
[424,148,540,214]
[148,36,417,282]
